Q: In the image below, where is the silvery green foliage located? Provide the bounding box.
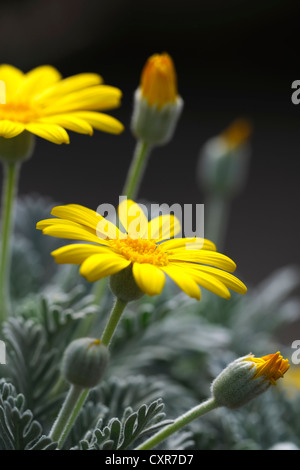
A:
[0,380,56,450]
[1,195,300,450]
[74,399,169,450]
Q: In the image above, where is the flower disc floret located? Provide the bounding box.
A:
[110,237,169,266]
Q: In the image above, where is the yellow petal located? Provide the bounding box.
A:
[159,237,216,252]
[161,265,201,300]
[118,199,148,239]
[147,214,181,240]
[51,243,112,264]
[42,85,122,115]
[132,263,166,296]
[51,204,120,240]
[168,249,236,273]
[41,223,103,244]
[17,65,62,98]
[193,265,247,294]
[0,120,25,138]
[171,262,231,299]
[36,218,84,230]
[33,73,103,103]
[80,253,130,282]
[0,64,24,100]
[25,122,69,144]
[38,114,94,135]
[71,111,124,134]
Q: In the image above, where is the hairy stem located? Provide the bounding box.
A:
[135,398,218,450]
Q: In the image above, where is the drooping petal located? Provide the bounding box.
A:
[52,243,113,264]
[38,114,94,135]
[189,265,247,294]
[24,122,70,144]
[80,253,130,282]
[147,214,181,240]
[132,263,166,296]
[161,265,201,300]
[170,262,231,299]
[71,111,124,134]
[118,199,148,239]
[0,120,25,138]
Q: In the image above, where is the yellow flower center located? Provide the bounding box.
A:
[110,237,169,266]
[0,101,40,123]
[245,351,290,386]
[140,53,178,109]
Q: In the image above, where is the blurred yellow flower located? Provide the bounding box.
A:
[0,64,123,144]
[37,199,247,300]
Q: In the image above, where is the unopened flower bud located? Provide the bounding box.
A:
[0,131,35,163]
[62,338,109,388]
[198,119,252,199]
[131,53,183,146]
[211,352,289,409]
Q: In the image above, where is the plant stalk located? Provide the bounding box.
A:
[135,397,219,450]
[0,161,20,322]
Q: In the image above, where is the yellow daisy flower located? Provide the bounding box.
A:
[0,64,124,144]
[37,199,247,301]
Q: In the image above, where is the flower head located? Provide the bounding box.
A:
[211,352,289,409]
[37,199,247,301]
[131,53,183,146]
[0,64,123,144]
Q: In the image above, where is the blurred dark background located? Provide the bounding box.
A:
[0,0,300,285]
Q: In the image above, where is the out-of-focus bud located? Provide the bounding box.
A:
[198,119,252,199]
[0,130,35,163]
[62,338,109,388]
[211,352,289,409]
[131,53,183,146]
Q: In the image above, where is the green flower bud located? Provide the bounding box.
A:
[131,53,183,146]
[211,352,289,409]
[198,119,252,199]
[110,265,144,302]
[62,338,109,388]
[0,131,35,164]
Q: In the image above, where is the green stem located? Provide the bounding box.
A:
[0,161,20,322]
[101,297,127,347]
[49,297,128,447]
[135,397,218,450]
[49,384,86,447]
[205,193,230,252]
[122,140,152,199]
[57,388,90,449]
